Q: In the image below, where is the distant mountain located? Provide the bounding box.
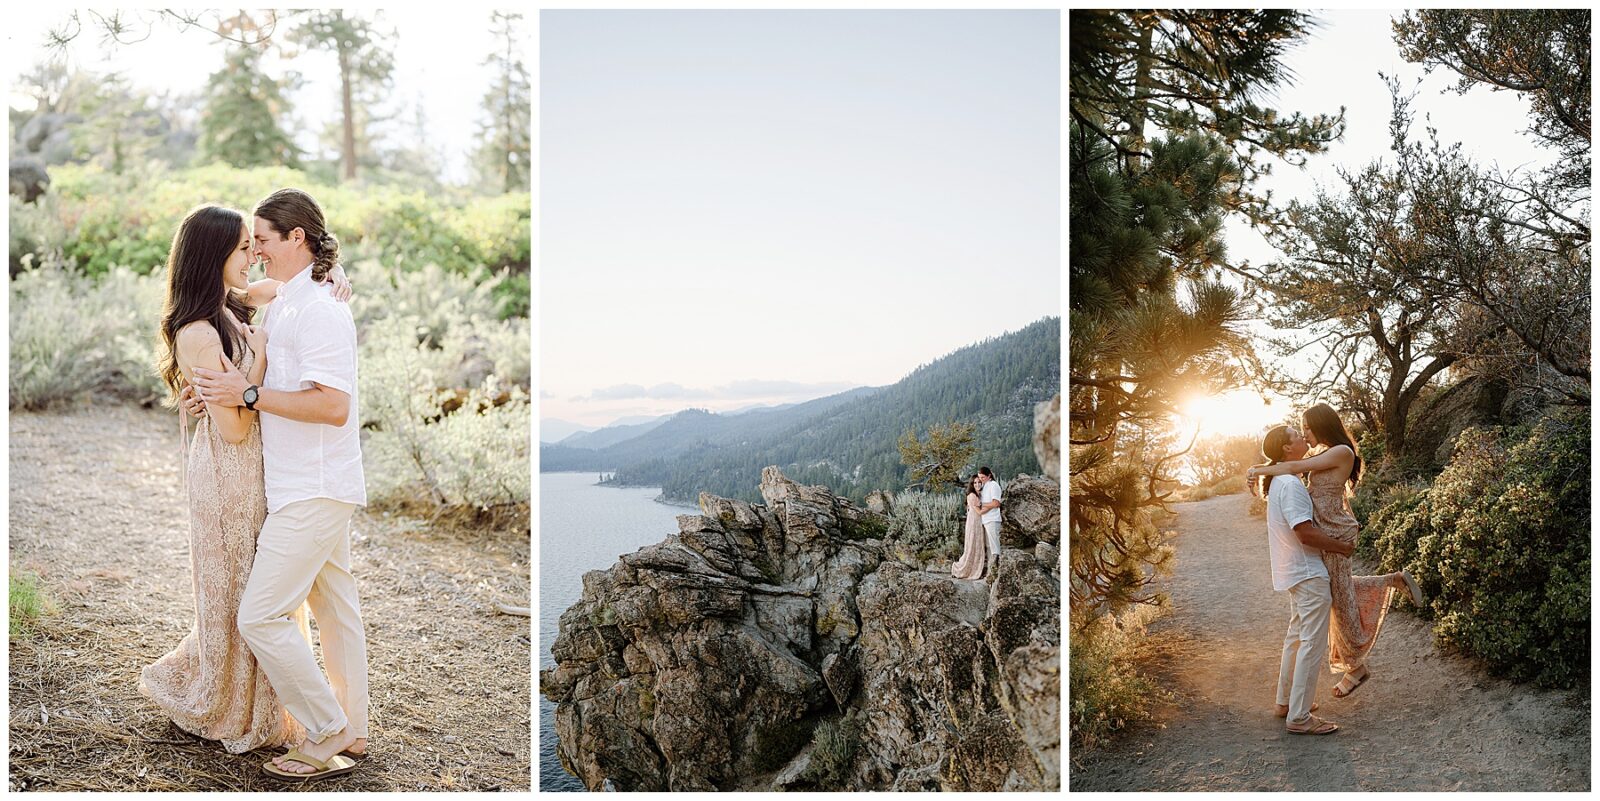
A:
[557,415,672,450]
[539,317,1060,504]
[540,418,596,443]
[725,402,799,416]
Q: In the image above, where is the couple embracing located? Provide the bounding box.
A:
[138,188,370,781]
[1250,403,1426,736]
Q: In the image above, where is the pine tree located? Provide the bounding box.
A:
[198,45,299,168]
[1069,11,1343,623]
[290,10,395,181]
[477,11,531,194]
[898,421,977,491]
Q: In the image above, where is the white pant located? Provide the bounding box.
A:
[984,521,1001,556]
[238,497,369,743]
[1276,576,1331,724]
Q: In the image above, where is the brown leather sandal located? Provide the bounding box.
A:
[1286,715,1340,735]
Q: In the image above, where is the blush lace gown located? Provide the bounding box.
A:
[951,493,988,580]
[139,344,308,753]
[1308,462,1396,673]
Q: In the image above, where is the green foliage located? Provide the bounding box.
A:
[360,315,530,510]
[290,10,396,182]
[885,490,964,559]
[199,46,299,168]
[1069,604,1165,751]
[897,420,977,492]
[15,164,530,293]
[10,569,53,639]
[9,260,167,409]
[1364,412,1590,687]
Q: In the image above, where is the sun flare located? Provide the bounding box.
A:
[1175,389,1285,440]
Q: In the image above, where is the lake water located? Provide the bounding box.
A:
[538,472,688,792]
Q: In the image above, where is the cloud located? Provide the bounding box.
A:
[590,383,649,400]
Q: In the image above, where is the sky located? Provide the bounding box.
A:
[1177,10,1565,439]
[6,8,513,184]
[540,10,1061,430]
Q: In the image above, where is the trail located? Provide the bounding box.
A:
[1071,492,1589,791]
[8,406,530,791]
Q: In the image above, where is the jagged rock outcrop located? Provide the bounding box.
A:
[1034,393,1060,481]
[541,465,1062,791]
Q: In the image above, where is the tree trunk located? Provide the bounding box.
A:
[339,42,357,182]
[502,31,514,194]
[1127,20,1155,172]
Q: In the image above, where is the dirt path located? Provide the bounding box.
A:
[1071,492,1589,791]
[8,406,530,791]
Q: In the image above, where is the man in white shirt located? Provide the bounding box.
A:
[192,188,368,780]
[976,466,1003,569]
[1260,424,1353,736]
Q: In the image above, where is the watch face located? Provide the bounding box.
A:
[244,387,258,404]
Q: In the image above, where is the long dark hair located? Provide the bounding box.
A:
[966,475,981,499]
[1255,425,1291,498]
[253,188,339,281]
[1302,403,1362,488]
[158,205,253,406]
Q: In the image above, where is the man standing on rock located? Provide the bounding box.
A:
[1255,424,1352,736]
[977,467,1003,571]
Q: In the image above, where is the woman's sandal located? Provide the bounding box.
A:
[1330,669,1370,699]
[1286,715,1339,735]
[261,749,358,782]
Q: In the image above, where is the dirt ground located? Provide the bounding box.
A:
[8,406,531,791]
[1071,492,1590,792]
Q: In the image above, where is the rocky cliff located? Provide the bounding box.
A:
[541,399,1062,791]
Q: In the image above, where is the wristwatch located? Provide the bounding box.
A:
[243,385,259,411]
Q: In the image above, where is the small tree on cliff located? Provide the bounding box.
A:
[898,421,976,491]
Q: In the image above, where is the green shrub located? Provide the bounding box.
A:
[1069,604,1165,751]
[15,164,530,281]
[804,712,863,787]
[359,314,530,510]
[885,490,963,560]
[1364,412,1590,687]
[10,569,53,639]
[9,261,167,409]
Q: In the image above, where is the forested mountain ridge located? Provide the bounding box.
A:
[540,317,1061,503]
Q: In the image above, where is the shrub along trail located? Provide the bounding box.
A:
[8,406,531,791]
[1071,492,1588,792]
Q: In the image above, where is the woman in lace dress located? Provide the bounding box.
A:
[951,475,988,580]
[140,204,347,753]
[1248,403,1425,699]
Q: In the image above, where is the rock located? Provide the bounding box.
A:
[9,157,49,204]
[999,475,1061,548]
[865,490,892,515]
[543,466,1061,791]
[820,649,858,707]
[1033,394,1060,481]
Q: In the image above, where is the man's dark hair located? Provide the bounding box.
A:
[979,466,994,478]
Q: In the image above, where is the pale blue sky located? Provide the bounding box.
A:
[541,10,1061,427]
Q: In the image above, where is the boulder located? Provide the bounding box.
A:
[542,465,1062,791]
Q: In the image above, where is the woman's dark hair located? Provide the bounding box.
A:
[157,205,254,406]
[967,475,981,497]
[1256,425,1292,498]
[254,188,339,281]
[1302,402,1363,488]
